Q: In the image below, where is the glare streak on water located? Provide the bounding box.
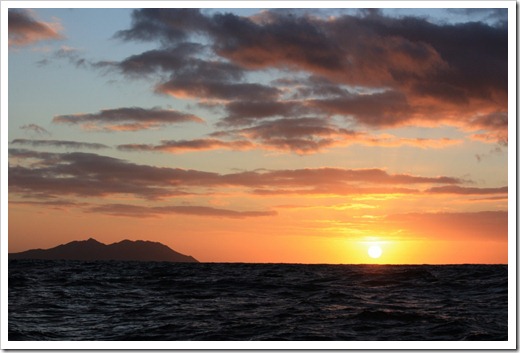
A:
[8,261,507,341]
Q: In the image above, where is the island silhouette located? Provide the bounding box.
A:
[8,238,198,262]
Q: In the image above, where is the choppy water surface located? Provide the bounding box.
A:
[8,261,507,340]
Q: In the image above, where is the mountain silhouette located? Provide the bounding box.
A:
[8,238,198,262]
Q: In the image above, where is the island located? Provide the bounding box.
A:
[8,238,198,263]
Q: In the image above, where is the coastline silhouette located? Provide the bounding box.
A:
[8,238,198,262]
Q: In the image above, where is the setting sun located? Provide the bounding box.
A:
[368,245,383,259]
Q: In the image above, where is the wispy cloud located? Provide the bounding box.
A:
[11,139,109,150]
[118,139,254,153]
[115,118,461,155]
[87,204,277,218]
[20,124,51,136]
[53,107,205,132]
[425,185,507,195]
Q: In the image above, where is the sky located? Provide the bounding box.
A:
[5,3,512,264]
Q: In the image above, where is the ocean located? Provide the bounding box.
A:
[8,260,507,341]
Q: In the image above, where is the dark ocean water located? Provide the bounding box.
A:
[8,260,507,341]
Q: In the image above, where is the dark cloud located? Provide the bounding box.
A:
[110,9,507,142]
[115,9,211,44]
[9,149,466,200]
[117,44,245,86]
[117,43,204,76]
[88,204,276,219]
[53,107,205,131]
[8,149,211,199]
[470,112,508,131]
[8,9,63,46]
[216,117,359,154]
[210,11,345,74]
[310,90,412,127]
[221,101,308,126]
[157,78,280,102]
[11,139,109,150]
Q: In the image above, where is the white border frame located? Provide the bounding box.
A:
[1,1,516,350]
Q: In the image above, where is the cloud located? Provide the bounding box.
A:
[8,149,208,199]
[251,185,419,196]
[119,127,461,155]
[309,90,413,127]
[117,43,205,76]
[9,149,466,200]
[10,195,275,219]
[362,135,463,149]
[467,111,508,145]
[11,139,109,150]
[115,9,211,44]
[10,199,87,210]
[108,9,506,144]
[52,107,205,131]
[118,45,241,79]
[8,9,63,46]
[52,9,506,149]
[118,138,254,153]
[475,145,505,163]
[87,204,276,218]
[119,9,506,101]
[20,124,51,136]
[446,9,507,27]
[216,117,358,154]
[231,168,464,188]
[426,185,507,195]
[220,100,308,126]
[214,119,461,154]
[157,79,279,102]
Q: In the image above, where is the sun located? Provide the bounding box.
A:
[368,244,383,259]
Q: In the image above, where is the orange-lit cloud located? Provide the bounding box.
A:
[8,9,63,47]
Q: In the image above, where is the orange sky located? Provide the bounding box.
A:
[7,7,510,264]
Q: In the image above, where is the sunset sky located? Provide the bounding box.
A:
[5,3,513,264]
